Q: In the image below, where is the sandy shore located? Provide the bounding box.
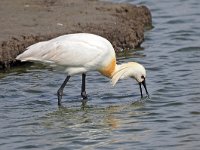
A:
[0,0,152,69]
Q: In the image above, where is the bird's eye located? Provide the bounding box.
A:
[141,75,145,79]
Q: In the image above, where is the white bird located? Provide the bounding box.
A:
[16,33,149,106]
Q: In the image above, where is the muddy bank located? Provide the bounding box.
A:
[0,0,152,70]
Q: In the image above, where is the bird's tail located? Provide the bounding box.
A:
[16,41,47,62]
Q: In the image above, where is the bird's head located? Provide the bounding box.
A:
[128,62,146,83]
[111,62,149,98]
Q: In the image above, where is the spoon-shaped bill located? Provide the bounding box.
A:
[139,79,149,98]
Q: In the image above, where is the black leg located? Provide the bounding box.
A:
[81,73,88,99]
[57,76,70,106]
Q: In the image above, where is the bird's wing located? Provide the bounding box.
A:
[16,34,111,70]
[45,40,105,67]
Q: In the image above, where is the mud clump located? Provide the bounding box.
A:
[0,0,152,70]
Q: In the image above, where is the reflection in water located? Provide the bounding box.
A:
[41,99,147,130]
[37,99,151,148]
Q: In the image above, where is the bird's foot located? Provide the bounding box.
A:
[58,98,62,106]
[81,91,88,99]
[57,90,63,106]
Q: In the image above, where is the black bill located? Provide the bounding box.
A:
[139,78,149,98]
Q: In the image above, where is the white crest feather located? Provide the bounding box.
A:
[111,62,146,86]
[111,65,132,86]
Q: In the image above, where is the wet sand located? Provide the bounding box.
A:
[0,0,152,69]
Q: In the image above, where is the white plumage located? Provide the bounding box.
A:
[17,33,115,75]
[16,33,149,106]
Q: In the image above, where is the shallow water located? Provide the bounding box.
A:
[1,0,200,149]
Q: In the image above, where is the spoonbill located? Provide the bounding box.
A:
[16,33,149,106]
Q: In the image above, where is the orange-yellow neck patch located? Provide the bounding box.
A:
[99,58,116,78]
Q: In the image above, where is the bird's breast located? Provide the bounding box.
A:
[99,58,116,78]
